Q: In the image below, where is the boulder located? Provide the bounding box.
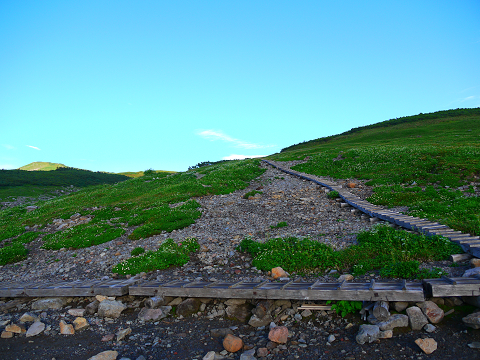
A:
[268,326,288,344]
[138,307,170,321]
[87,350,118,360]
[462,311,480,329]
[377,314,409,331]
[31,297,66,310]
[248,314,273,328]
[406,306,429,330]
[417,301,444,324]
[223,334,243,353]
[86,300,100,315]
[26,322,45,337]
[176,298,201,317]
[355,324,392,344]
[463,267,480,277]
[271,267,288,279]
[226,303,253,322]
[415,338,437,354]
[59,320,75,335]
[393,301,409,312]
[97,300,126,319]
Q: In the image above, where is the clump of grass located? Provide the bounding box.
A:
[112,238,199,275]
[238,236,338,273]
[238,225,462,279]
[327,190,339,199]
[270,221,288,229]
[327,300,362,317]
[130,247,145,256]
[0,243,28,265]
[243,190,263,199]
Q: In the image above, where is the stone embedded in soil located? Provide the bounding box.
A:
[73,317,89,331]
[26,321,45,337]
[138,306,171,321]
[1,331,13,338]
[355,324,392,344]
[87,350,119,360]
[406,306,429,330]
[415,338,438,354]
[5,323,26,334]
[223,333,243,353]
[101,334,115,342]
[268,326,289,344]
[19,312,37,323]
[394,301,409,312]
[116,327,132,341]
[68,308,85,317]
[202,351,215,360]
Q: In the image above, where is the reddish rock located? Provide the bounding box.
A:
[223,334,243,353]
[347,182,356,188]
[415,338,437,354]
[1,331,13,338]
[271,267,288,279]
[59,320,75,335]
[268,326,289,344]
[5,324,25,334]
[417,301,444,324]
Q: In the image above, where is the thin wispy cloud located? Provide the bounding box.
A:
[26,145,41,151]
[461,96,475,102]
[2,144,15,150]
[222,154,266,160]
[197,130,276,149]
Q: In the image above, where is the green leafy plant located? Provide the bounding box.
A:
[112,238,199,275]
[0,243,28,265]
[243,190,263,199]
[327,300,362,317]
[270,221,288,229]
[130,247,145,256]
[327,191,339,199]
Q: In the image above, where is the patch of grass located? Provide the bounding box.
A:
[112,238,199,275]
[238,236,338,273]
[270,221,288,229]
[0,243,28,265]
[238,225,462,279]
[327,300,362,317]
[243,190,263,199]
[0,159,265,261]
[327,190,339,199]
[130,247,145,256]
[41,223,125,250]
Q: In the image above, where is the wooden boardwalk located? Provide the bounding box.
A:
[1,277,479,301]
[263,160,480,258]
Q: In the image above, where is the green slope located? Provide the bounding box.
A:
[269,107,480,236]
[19,162,67,171]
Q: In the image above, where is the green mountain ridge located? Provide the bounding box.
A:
[19,162,67,171]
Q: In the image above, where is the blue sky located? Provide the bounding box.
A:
[1,1,479,172]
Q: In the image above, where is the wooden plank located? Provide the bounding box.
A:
[450,253,473,262]
[423,277,480,297]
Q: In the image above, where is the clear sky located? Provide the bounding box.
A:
[1,1,479,172]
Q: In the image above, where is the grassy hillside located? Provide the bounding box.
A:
[0,167,129,188]
[270,107,480,236]
[19,162,67,171]
[0,159,264,264]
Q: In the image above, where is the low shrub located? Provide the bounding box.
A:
[270,221,288,229]
[130,247,145,256]
[112,238,199,275]
[327,191,339,199]
[243,190,263,199]
[327,300,362,317]
[0,243,28,265]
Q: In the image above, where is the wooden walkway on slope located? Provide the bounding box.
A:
[262,160,480,259]
[1,277,480,301]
